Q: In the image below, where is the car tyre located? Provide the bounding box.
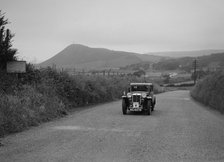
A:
[152,103,155,111]
[147,101,151,115]
[152,98,156,111]
[122,99,127,115]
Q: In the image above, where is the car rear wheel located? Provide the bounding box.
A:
[122,99,127,115]
[152,98,156,111]
[152,102,155,111]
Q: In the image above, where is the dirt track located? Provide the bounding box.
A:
[1,90,224,162]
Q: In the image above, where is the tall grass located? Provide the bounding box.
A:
[191,71,224,113]
[0,85,66,136]
[0,65,163,137]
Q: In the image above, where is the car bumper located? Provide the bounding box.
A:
[129,108,143,111]
[129,105,143,111]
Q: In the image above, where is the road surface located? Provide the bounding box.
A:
[1,90,224,162]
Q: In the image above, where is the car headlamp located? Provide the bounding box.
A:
[142,93,147,98]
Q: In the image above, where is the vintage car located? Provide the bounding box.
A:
[122,83,156,115]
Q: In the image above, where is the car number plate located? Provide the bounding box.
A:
[133,102,139,108]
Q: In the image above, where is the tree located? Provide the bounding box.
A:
[0,10,17,70]
[162,73,170,84]
[133,69,145,77]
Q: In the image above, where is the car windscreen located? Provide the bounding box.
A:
[131,85,148,92]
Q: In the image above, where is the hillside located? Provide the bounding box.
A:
[146,49,224,58]
[135,54,169,63]
[39,44,165,70]
[153,53,224,72]
[122,52,224,72]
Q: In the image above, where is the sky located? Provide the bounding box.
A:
[1,0,224,63]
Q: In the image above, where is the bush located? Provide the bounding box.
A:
[191,71,224,113]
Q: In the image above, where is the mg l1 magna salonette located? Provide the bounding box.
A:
[122,83,156,115]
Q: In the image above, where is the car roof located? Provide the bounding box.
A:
[130,83,153,86]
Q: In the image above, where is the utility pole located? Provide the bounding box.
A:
[193,59,197,85]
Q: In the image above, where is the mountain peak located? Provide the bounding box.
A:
[65,44,90,50]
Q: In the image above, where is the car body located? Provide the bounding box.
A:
[122,83,156,115]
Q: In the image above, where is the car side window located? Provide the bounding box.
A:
[148,86,151,93]
[148,85,153,93]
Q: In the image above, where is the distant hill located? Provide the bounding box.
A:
[120,61,153,71]
[153,53,224,72]
[135,54,169,62]
[39,44,165,70]
[146,50,224,58]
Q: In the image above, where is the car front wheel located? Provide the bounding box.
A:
[122,99,127,115]
[146,101,151,115]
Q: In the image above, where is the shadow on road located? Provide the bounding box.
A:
[125,109,165,117]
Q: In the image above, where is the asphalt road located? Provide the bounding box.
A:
[1,90,224,162]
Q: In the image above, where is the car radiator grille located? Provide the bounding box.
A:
[132,95,141,103]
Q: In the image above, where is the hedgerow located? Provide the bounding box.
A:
[191,71,224,113]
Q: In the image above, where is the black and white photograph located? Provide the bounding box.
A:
[0,0,224,161]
